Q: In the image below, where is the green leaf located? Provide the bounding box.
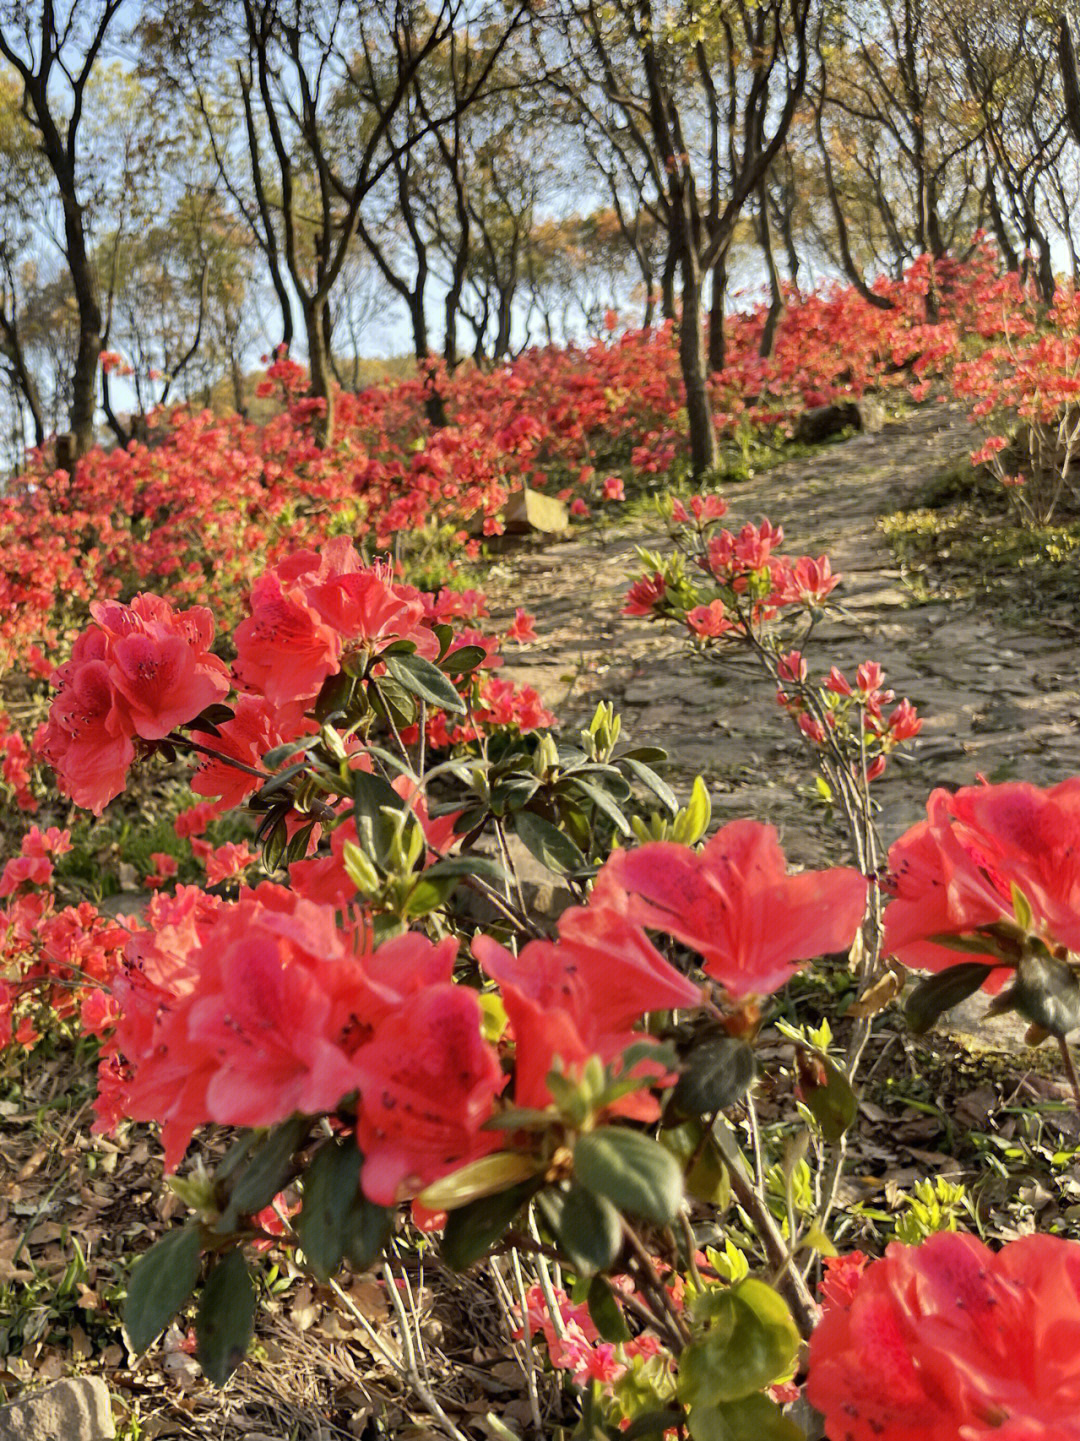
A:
[263,735,320,770]
[492,774,541,812]
[418,1153,544,1211]
[125,1225,202,1353]
[196,1248,255,1387]
[687,1394,805,1441]
[905,962,995,1034]
[1011,882,1034,933]
[798,1055,857,1144]
[572,776,633,836]
[368,673,418,725]
[312,671,355,725]
[402,876,455,918]
[659,1122,730,1207]
[385,651,466,714]
[217,1117,307,1233]
[620,756,679,815]
[537,1182,623,1276]
[556,743,588,767]
[352,768,407,864]
[442,644,489,675]
[574,1128,683,1225]
[587,1275,631,1342]
[678,1280,799,1409]
[619,746,668,763]
[423,855,509,884]
[482,1106,559,1131]
[513,809,587,875]
[261,814,288,873]
[253,758,309,804]
[295,1140,392,1280]
[284,821,316,864]
[990,951,1080,1038]
[440,1181,539,1272]
[672,776,711,845]
[672,1037,756,1117]
[925,931,1010,955]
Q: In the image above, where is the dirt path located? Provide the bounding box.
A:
[485,402,1080,1050]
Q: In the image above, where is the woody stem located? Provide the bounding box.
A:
[1058,1036,1080,1110]
[167,732,270,781]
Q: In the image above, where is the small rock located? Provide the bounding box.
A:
[858,396,887,433]
[0,1377,115,1441]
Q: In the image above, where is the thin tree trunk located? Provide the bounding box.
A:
[643,279,656,330]
[758,181,785,360]
[661,242,678,321]
[680,252,718,477]
[303,297,334,446]
[0,301,45,448]
[708,253,727,372]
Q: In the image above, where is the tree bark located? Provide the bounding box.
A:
[708,252,727,372]
[757,182,785,359]
[680,253,718,477]
[302,297,334,447]
[661,242,678,321]
[0,285,46,448]
[1060,17,1080,144]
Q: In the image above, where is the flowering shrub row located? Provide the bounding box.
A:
[0,246,1036,690]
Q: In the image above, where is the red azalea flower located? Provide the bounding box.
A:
[38,646,136,815]
[190,693,298,812]
[883,779,1080,984]
[39,597,229,813]
[475,897,697,1117]
[807,1231,1080,1441]
[233,564,341,708]
[93,594,230,740]
[624,573,667,615]
[351,984,504,1205]
[595,822,867,998]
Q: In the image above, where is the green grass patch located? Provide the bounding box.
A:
[881,501,1080,621]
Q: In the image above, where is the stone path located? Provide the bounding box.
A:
[484,402,1080,1052]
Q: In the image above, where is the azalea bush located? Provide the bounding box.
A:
[954,284,1080,526]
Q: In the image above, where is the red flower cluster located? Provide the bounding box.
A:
[235,537,437,711]
[776,657,922,781]
[37,595,229,813]
[954,285,1080,520]
[595,820,867,999]
[0,829,128,1050]
[807,1231,1080,1441]
[883,778,1080,986]
[97,885,504,1202]
[474,897,701,1116]
[514,1281,662,1389]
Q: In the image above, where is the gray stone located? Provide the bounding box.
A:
[0,1378,115,1441]
[838,586,912,611]
[945,993,1033,1055]
[785,1396,826,1440]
